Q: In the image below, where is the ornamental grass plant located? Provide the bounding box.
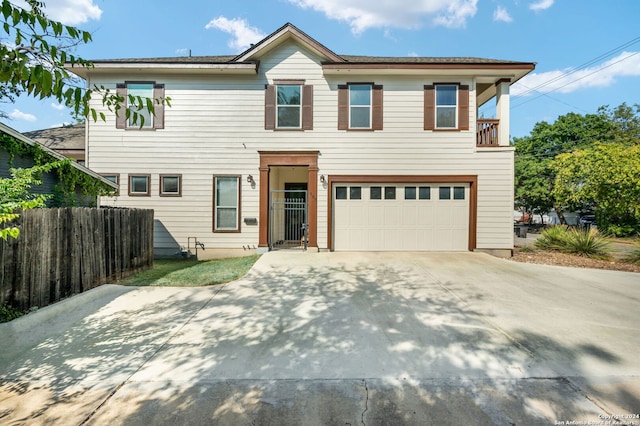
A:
[535,226,612,258]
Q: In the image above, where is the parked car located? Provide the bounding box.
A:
[579,215,597,229]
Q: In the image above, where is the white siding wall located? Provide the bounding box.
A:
[88,41,514,253]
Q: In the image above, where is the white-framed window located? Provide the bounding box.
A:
[276,85,302,128]
[349,84,372,129]
[101,173,120,195]
[101,174,119,185]
[127,83,154,128]
[435,85,458,129]
[160,174,182,197]
[214,176,240,232]
[128,174,150,196]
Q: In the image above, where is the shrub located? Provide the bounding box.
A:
[535,226,611,258]
[534,226,569,251]
[0,303,25,323]
[563,228,612,258]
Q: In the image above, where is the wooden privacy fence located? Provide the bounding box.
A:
[0,207,153,311]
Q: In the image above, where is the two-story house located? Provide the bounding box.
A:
[69,23,534,258]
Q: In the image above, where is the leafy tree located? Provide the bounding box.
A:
[0,161,60,239]
[597,103,640,143]
[553,143,640,236]
[513,111,616,223]
[0,0,169,125]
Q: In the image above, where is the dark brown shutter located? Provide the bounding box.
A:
[116,83,126,129]
[458,84,469,130]
[424,85,435,131]
[153,84,165,130]
[337,84,348,130]
[302,84,313,130]
[372,84,383,130]
[265,85,276,130]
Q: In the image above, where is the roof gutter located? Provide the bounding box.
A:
[65,62,259,78]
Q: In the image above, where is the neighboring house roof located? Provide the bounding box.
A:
[24,124,85,162]
[0,122,117,191]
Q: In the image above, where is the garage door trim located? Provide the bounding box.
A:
[327,175,477,251]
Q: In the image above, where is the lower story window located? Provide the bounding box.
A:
[214,175,240,232]
[129,174,150,196]
[160,174,182,197]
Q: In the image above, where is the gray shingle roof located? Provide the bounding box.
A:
[88,54,529,66]
[24,124,85,150]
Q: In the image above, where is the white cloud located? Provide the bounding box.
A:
[37,0,102,25]
[288,0,478,33]
[408,52,419,57]
[493,6,513,23]
[9,109,37,122]
[529,0,554,11]
[205,17,266,52]
[51,103,65,111]
[176,48,189,55]
[512,51,640,96]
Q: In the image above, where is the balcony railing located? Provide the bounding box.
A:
[477,119,500,147]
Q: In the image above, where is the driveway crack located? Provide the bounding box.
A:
[361,379,369,426]
[78,283,229,425]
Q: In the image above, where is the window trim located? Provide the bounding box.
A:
[213,175,241,233]
[116,81,165,130]
[159,174,182,197]
[349,84,372,129]
[424,83,469,131]
[435,84,458,129]
[338,83,383,131]
[265,80,313,131]
[128,174,151,197]
[276,84,302,129]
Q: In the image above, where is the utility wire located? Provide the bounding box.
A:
[480,35,640,116]
[515,35,640,99]
[512,50,640,110]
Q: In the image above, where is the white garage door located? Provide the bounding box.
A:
[333,183,469,251]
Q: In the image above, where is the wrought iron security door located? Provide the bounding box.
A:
[269,188,308,250]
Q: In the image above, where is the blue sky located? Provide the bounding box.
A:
[3,0,640,138]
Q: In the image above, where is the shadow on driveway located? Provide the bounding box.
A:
[0,252,638,425]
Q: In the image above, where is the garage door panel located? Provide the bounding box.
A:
[402,206,419,226]
[334,182,469,251]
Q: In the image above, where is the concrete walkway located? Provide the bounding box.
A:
[0,252,638,425]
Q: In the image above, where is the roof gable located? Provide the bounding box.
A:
[233,22,344,63]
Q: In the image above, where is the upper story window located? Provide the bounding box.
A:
[116,81,165,130]
[338,83,383,131]
[349,84,372,129]
[276,85,302,128]
[127,83,153,128]
[265,80,313,130]
[424,84,469,132]
[435,85,458,129]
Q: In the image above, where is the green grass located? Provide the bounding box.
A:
[119,255,260,287]
[623,239,640,265]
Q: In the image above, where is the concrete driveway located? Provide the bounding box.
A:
[1,252,638,425]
